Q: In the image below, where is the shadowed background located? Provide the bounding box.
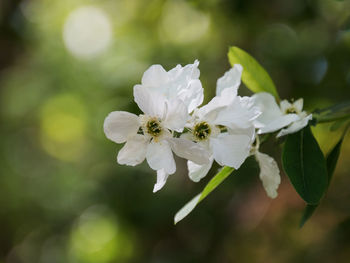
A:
[0,0,350,262]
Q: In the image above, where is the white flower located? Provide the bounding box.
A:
[135,60,203,113]
[186,65,260,182]
[254,151,281,199]
[250,135,281,199]
[104,86,210,192]
[252,92,312,137]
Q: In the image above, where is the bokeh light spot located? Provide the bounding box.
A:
[40,94,87,161]
[63,6,112,59]
[69,205,134,263]
[160,0,210,44]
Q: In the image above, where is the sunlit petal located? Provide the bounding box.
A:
[117,135,148,166]
[196,87,236,122]
[276,114,312,137]
[187,157,213,182]
[216,64,242,96]
[252,92,283,128]
[279,99,293,113]
[293,98,304,113]
[214,96,260,129]
[167,60,203,113]
[104,111,139,143]
[153,169,170,193]
[210,133,251,169]
[163,99,188,132]
[167,138,211,165]
[146,140,176,174]
[258,114,299,134]
[133,85,166,118]
[141,65,169,90]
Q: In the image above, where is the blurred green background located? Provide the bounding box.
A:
[1,0,350,262]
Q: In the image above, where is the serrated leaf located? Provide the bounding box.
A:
[174,166,234,224]
[299,135,345,227]
[282,125,328,205]
[228,46,279,100]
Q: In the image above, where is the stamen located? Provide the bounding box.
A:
[285,107,297,114]
[193,121,211,141]
[146,118,162,137]
[217,125,228,133]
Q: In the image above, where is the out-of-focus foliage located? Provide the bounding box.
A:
[228,47,279,99]
[0,0,350,262]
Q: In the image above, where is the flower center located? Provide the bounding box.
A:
[285,107,297,114]
[146,118,162,137]
[193,121,211,141]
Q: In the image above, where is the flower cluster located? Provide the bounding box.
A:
[104,61,312,198]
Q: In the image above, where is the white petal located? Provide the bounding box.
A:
[133,85,166,118]
[258,114,299,134]
[153,169,169,193]
[210,134,251,169]
[188,157,214,182]
[167,60,203,113]
[216,64,243,96]
[167,138,211,165]
[141,64,169,90]
[255,151,281,199]
[146,140,176,174]
[174,193,201,224]
[279,100,293,113]
[276,114,312,138]
[227,126,256,143]
[293,98,304,113]
[117,135,148,166]
[177,79,203,113]
[104,111,140,143]
[137,61,203,115]
[168,60,200,81]
[214,96,261,129]
[186,59,200,79]
[163,99,188,132]
[252,92,283,128]
[196,87,236,122]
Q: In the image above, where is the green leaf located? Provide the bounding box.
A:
[313,101,350,124]
[174,194,201,225]
[326,125,348,185]
[282,125,328,205]
[174,166,234,224]
[326,124,348,183]
[300,204,318,228]
[326,138,343,184]
[330,119,348,131]
[299,134,346,227]
[199,166,234,202]
[228,46,279,100]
